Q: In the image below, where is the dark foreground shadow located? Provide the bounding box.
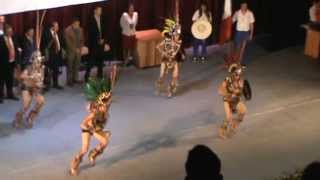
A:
[185,145,223,180]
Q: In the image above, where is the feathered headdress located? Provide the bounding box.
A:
[228,63,245,75]
[31,50,45,66]
[162,18,181,37]
[84,78,112,105]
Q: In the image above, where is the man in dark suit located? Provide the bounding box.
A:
[41,21,64,90]
[20,27,36,70]
[0,24,19,103]
[85,6,111,82]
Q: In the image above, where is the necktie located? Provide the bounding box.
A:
[53,32,60,53]
[5,36,15,62]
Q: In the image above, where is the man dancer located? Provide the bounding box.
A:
[13,51,45,128]
[218,63,247,139]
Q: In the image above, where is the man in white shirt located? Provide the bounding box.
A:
[232,2,255,64]
[120,3,138,66]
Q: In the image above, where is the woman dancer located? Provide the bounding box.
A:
[69,77,113,176]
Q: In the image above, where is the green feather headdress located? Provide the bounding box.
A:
[84,78,112,105]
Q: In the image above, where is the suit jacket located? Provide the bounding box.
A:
[64,25,84,54]
[20,35,36,65]
[88,15,107,49]
[0,35,18,67]
[41,28,64,66]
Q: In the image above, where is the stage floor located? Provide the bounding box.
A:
[1,45,320,180]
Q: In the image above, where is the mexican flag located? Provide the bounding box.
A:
[219,0,232,45]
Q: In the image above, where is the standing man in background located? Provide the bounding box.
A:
[85,6,111,82]
[0,24,19,103]
[232,2,255,65]
[120,3,138,66]
[20,27,36,70]
[42,21,64,90]
[65,17,84,87]
[0,16,5,36]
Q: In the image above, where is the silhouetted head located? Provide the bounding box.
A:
[185,145,223,180]
[302,161,320,180]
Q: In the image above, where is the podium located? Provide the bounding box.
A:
[304,25,320,59]
[135,29,163,68]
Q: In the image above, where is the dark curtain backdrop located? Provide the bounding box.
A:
[5,0,271,59]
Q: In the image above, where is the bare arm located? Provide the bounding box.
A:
[19,69,28,81]
[156,41,165,55]
[192,10,199,22]
[80,113,95,130]
[249,12,255,40]
[218,81,228,96]
[249,23,254,40]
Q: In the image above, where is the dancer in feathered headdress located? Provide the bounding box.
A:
[155,0,185,98]
[13,50,46,128]
[70,66,117,176]
[13,11,47,129]
[217,63,252,139]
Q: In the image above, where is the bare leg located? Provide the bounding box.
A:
[26,93,45,128]
[88,131,111,166]
[168,63,179,98]
[13,90,32,128]
[238,40,248,64]
[219,102,233,139]
[155,63,166,95]
[123,48,129,65]
[70,132,91,176]
[232,102,247,130]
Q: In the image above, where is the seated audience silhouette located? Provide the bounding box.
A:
[302,161,320,180]
[185,145,223,180]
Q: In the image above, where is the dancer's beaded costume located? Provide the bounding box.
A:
[70,78,113,176]
[156,18,183,98]
[13,51,45,128]
[218,63,251,139]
